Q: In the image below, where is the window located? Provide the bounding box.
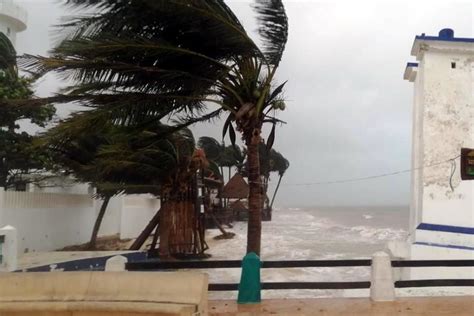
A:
[451,62,456,69]
[6,27,11,37]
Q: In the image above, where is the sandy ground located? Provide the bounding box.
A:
[57,234,134,251]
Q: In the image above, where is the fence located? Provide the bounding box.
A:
[0,189,160,255]
[125,253,474,301]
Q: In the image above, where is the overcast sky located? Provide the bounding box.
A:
[14,0,473,207]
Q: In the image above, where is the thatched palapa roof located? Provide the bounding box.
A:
[220,173,249,199]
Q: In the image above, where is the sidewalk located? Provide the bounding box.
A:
[209,296,474,315]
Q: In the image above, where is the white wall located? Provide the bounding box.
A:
[408,244,474,280]
[419,50,474,228]
[0,190,95,253]
[0,189,160,253]
[28,178,92,195]
[96,195,161,240]
[120,195,160,239]
[96,196,122,237]
[408,38,474,247]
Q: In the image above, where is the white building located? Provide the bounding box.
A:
[0,0,27,46]
[403,29,474,272]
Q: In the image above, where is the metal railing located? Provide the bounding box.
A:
[391,260,474,288]
[127,259,373,291]
[126,258,474,292]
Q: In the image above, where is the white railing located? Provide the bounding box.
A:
[0,0,27,29]
[2,191,93,209]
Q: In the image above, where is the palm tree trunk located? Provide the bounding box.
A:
[263,175,269,208]
[246,130,262,255]
[159,201,171,258]
[270,175,283,209]
[88,195,111,250]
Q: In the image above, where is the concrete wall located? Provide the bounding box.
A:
[0,271,208,316]
[0,189,160,253]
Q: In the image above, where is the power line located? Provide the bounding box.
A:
[280,155,461,187]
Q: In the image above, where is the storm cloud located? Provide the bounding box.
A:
[15,0,473,207]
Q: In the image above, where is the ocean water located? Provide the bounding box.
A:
[205,206,410,299]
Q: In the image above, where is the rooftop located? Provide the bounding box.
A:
[411,28,474,57]
[220,174,249,199]
[415,28,474,44]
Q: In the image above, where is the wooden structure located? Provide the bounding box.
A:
[134,150,223,259]
[220,173,249,199]
[220,173,272,222]
[230,200,248,221]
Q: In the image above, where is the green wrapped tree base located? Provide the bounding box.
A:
[237,252,261,304]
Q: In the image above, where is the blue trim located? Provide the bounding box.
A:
[406,62,418,68]
[417,223,474,235]
[414,242,474,251]
[415,35,474,44]
[16,252,147,272]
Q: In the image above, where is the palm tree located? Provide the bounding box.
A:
[42,110,206,255]
[19,0,289,256]
[0,33,55,190]
[93,123,205,257]
[41,113,115,249]
[221,144,245,181]
[242,143,288,210]
[41,112,163,249]
[198,136,244,182]
[197,137,225,181]
[269,151,290,209]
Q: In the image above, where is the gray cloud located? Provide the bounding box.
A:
[14,0,473,207]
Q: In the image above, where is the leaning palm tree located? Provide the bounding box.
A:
[18,0,288,256]
[42,110,205,256]
[41,112,163,249]
[198,136,244,182]
[269,150,290,209]
[41,113,117,250]
[197,137,226,180]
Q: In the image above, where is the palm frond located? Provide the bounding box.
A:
[253,0,289,67]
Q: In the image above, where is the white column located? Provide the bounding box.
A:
[370,251,395,301]
[105,255,127,272]
[0,225,18,272]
